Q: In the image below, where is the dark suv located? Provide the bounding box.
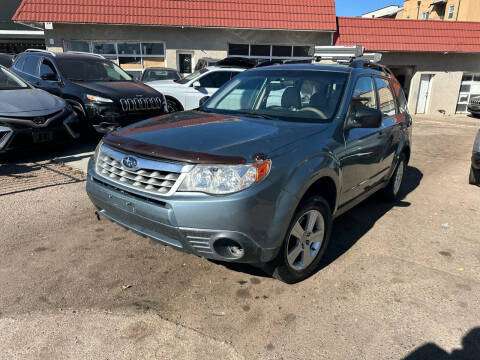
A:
[11,50,167,133]
[86,60,412,283]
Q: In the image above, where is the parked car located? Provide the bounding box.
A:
[0,65,78,153]
[10,50,167,134]
[0,54,13,68]
[141,67,182,82]
[470,129,480,185]
[194,57,221,71]
[468,96,480,117]
[86,61,412,283]
[146,65,246,112]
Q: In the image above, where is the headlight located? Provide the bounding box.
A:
[178,160,271,195]
[93,140,103,163]
[86,94,113,103]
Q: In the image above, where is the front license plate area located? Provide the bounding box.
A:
[32,131,53,143]
[108,193,136,214]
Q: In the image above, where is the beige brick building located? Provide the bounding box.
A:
[398,0,480,21]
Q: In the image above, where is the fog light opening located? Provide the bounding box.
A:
[213,238,245,259]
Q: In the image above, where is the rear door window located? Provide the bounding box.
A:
[39,59,57,77]
[375,77,396,117]
[199,71,234,88]
[14,55,26,71]
[23,56,40,76]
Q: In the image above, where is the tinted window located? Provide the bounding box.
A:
[199,71,233,88]
[375,77,396,116]
[251,45,270,57]
[228,44,249,56]
[391,79,408,113]
[23,56,40,76]
[142,69,181,82]
[272,46,291,57]
[14,55,26,71]
[352,76,377,109]
[293,46,311,57]
[40,60,57,77]
[0,67,29,90]
[56,58,131,81]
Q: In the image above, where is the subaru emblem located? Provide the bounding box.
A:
[33,117,46,125]
[122,156,138,170]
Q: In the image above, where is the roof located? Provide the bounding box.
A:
[335,17,480,53]
[361,5,402,18]
[12,0,337,32]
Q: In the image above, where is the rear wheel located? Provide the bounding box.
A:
[470,167,479,185]
[382,153,407,201]
[271,196,332,284]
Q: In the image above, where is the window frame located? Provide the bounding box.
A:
[373,76,398,118]
[227,43,312,60]
[447,5,455,19]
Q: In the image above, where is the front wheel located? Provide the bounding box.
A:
[166,98,181,113]
[271,197,332,284]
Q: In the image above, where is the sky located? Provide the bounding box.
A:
[335,0,404,17]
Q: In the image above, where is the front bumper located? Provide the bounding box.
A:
[0,112,79,153]
[472,152,480,170]
[468,104,480,114]
[86,157,292,263]
[85,103,167,133]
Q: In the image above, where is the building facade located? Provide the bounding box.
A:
[12,0,336,78]
[335,17,480,116]
[398,0,480,21]
[361,5,403,19]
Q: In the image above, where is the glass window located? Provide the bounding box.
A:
[250,45,270,57]
[352,76,377,109]
[142,69,181,82]
[293,46,311,57]
[39,60,57,77]
[117,43,141,55]
[461,84,471,92]
[448,5,455,19]
[93,43,116,55]
[0,67,29,90]
[67,41,90,52]
[272,46,291,57]
[56,58,131,81]
[228,44,249,56]
[422,11,430,20]
[456,104,467,112]
[375,77,396,116]
[199,71,233,88]
[204,70,348,123]
[14,55,26,71]
[142,43,165,56]
[23,56,40,76]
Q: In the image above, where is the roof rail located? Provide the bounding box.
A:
[313,45,383,64]
[25,48,56,57]
[66,51,106,59]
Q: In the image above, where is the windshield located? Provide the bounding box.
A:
[202,69,349,123]
[175,68,209,84]
[142,69,181,82]
[0,67,28,90]
[56,58,132,82]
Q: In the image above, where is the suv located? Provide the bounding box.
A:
[86,61,412,283]
[10,50,167,133]
[146,66,246,112]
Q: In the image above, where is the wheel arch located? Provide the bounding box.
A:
[165,95,184,112]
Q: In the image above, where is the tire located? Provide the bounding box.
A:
[382,153,407,201]
[271,196,332,284]
[166,98,182,113]
[470,167,479,185]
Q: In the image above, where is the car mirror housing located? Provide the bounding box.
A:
[348,105,383,129]
[192,81,201,89]
[41,73,58,81]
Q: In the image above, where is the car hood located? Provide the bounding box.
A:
[0,89,65,115]
[72,81,161,99]
[146,80,185,90]
[105,110,329,163]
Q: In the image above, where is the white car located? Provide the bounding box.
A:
[146,66,246,112]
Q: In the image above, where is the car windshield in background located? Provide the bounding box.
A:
[56,58,132,82]
[143,69,181,82]
[175,68,209,84]
[0,67,28,90]
[202,69,348,123]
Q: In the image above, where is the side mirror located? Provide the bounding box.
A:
[41,73,58,81]
[349,105,383,129]
[199,96,210,107]
[192,81,201,89]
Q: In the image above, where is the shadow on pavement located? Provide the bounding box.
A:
[403,327,480,360]
[215,166,423,280]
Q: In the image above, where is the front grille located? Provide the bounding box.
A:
[470,98,480,105]
[95,145,190,196]
[120,97,164,112]
[0,127,13,150]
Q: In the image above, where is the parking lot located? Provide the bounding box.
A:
[0,115,479,359]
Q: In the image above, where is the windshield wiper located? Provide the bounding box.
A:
[231,112,276,120]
